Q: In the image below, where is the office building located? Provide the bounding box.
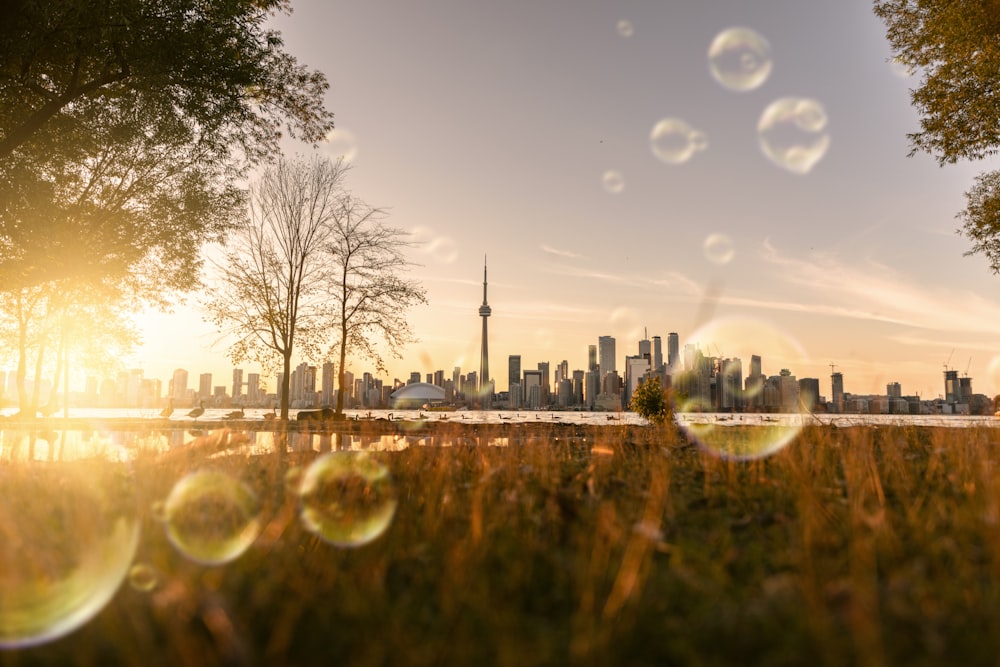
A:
[598,336,616,375]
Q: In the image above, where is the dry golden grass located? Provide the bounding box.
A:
[3,421,1000,666]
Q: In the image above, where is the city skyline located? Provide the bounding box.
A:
[122,1,1000,402]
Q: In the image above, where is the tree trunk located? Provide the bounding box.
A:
[280,349,292,421]
[335,334,347,417]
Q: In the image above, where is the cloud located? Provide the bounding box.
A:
[540,244,585,259]
[542,264,702,295]
[757,240,1000,335]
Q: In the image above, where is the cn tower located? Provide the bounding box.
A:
[479,256,491,394]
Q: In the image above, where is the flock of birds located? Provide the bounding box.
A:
[157,399,258,421]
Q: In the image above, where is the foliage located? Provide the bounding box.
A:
[204,156,346,421]
[874,0,1000,271]
[0,0,333,413]
[324,196,428,415]
[629,374,671,425]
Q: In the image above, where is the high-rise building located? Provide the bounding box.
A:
[232,368,244,401]
[588,345,598,372]
[638,330,651,361]
[537,361,550,404]
[522,370,542,409]
[247,373,261,405]
[508,355,521,393]
[831,371,844,413]
[944,369,960,403]
[171,369,189,402]
[598,336,616,375]
[719,358,742,411]
[624,355,650,406]
[199,373,212,400]
[652,335,663,371]
[667,332,679,371]
[321,363,335,406]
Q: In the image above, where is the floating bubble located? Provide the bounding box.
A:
[758,98,830,174]
[163,470,262,566]
[708,27,772,92]
[703,233,735,264]
[320,128,359,163]
[609,307,643,344]
[298,452,398,547]
[674,317,808,459]
[650,118,707,165]
[0,461,139,648]
[602,170,625,194]
[617,20,634,38]
[127,564,159,592]
[890,56,915,79]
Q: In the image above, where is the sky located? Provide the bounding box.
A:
[129,0,1000,402]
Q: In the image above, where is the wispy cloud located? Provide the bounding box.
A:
[542,264,702,296]
[757,240,1000,335]
[540,244,585,259]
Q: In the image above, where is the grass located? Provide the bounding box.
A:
[3,421,1000,665]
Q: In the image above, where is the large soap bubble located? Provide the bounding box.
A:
[758,98,830,174]
[703,233,735,264]
[297,452,398,547]
[0,461,139,648]
[708,27,772,92]
[650,118,707,165]
[162,470,262,566]
[673,317,808,459]
[320,128,359,163]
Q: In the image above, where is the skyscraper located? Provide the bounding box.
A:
[667,332,679,371]
[508,355,521,393]
[598,336,616,375]
[588,345,598,372]
[479,257,491,393]
[653,335,663,371]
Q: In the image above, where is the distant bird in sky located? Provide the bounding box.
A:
[160,398,174,419]
[187,401,205,420]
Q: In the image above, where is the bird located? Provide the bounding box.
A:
[159,398,174,419]
[224,406,244,419]
[263,407,277,421]
[187,401,205,420]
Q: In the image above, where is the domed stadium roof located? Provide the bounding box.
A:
[390,382,446,407]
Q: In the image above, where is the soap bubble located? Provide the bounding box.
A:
[127,564,159,592]
[708,27,772,92]
[298,452,398,547]
[163,470,262,566]
[651,118,707,164]
[703,233,735,264]
[0,461,139,648]
[320,128,359,163]
[617,20,633,38]
[673,316,808,459]
[758,98,830,174]
[602,170,625,194]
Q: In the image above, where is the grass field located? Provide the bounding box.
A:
[2,421,1000,666]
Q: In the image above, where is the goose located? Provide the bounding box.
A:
[223,406,244,419]
[187,401,205,420]
[262,407,277,421]
[159,398,174,419]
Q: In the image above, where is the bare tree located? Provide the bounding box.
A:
[325,196,428,418]
[204,156,346,421]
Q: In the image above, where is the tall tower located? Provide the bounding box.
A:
[479,257,491,393]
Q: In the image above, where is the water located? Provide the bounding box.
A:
[1,406,995,428]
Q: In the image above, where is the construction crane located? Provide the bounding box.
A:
[944,348,955,372]
[965,357,972,377]
[829,362,838,375]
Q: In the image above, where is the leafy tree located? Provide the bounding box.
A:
[630,375,672,426]
[874,0,1000,271]
[0,0,333,414]
[205,156,347,422]
[325,195,428,418]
